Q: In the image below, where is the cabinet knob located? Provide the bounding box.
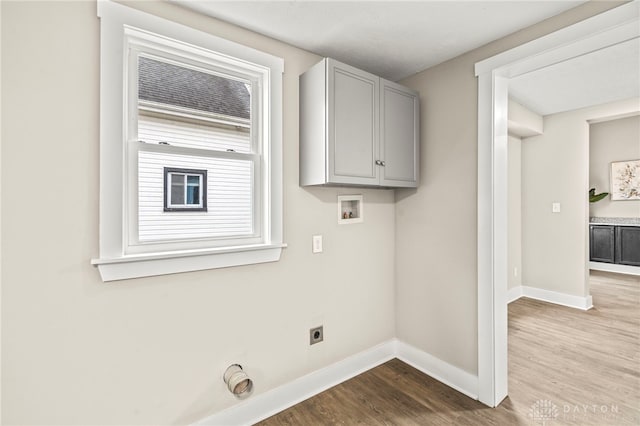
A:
[380,161,386,166]
[375,160,382,165]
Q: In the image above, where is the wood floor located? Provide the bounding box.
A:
[258,271,640,425]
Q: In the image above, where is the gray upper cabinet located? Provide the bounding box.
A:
[380,79,420,187]
[328,59,380,185]
[300,58,419,188]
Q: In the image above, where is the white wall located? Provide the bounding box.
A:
[589,114,640,218]
[1,2,396,424]
[521,99,640,297]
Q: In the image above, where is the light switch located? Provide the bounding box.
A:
[312,235,323,253]
[552,202,561,213]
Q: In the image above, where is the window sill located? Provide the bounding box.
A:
[92,243,287,281]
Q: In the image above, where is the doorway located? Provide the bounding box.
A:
[474,1,640,407]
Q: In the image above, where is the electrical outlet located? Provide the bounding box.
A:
[310,326,323,345]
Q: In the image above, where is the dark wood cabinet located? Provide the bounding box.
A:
[590,225,615,263]
[590,224,640,266]
[616,226,640,266]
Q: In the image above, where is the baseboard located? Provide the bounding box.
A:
[194,339,479,425]
[507,286,523,304]
[508,285,593,311]
[590,261,640,276]
[395,340,479,400]
[195,340,396,425]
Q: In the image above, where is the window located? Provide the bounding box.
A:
[93,1,284,281]
[164,168,207,212]
[135,53,256,244]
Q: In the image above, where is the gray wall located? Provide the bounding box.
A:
[1,2,396,424]
[396,1,623,374]
[0,0,629,424]
[508,135,523,290]
[521,99,638,298]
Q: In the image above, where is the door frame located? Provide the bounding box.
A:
[474,1,640,407]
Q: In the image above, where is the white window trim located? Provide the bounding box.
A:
[92,0,285,281]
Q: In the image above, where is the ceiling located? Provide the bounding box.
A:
[174,1,639,116]
[509,37,640,116]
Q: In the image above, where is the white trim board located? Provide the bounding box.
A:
[195,339,478,425]
[590,261,640,276]
[507,286,593,311]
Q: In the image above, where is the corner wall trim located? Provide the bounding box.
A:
[508,285,593,311]
[194,339,479,425]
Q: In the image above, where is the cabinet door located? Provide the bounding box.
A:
[590,225,615,263]
[615,226,640,266]
[327,59,379,185]
[380,79,419,187]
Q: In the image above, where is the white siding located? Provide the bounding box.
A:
[139,114,251,153]
[138,150,253,242]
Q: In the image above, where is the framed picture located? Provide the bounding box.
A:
[610,160,640,200]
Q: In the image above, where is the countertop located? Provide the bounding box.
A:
[590,217,640,226]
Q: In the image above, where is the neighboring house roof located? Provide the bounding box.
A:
[138,57,251,120]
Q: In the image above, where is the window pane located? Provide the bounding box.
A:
[140,151,253,241]
[186,180,200,205]
[170,174,185,205]
[138,57,250,119]
[138,56,251,153]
